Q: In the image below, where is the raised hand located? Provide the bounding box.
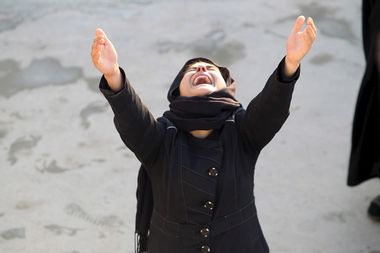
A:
[91,28,122,91]
[284,16,317,77]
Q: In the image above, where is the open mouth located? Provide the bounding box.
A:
[192,75,214,86]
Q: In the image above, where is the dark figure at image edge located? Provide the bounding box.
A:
[348,0,380,220]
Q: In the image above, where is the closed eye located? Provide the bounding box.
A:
[186,67,197,72]
[185,65,218,73]
[206,66,218,71]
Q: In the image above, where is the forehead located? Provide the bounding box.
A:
[187,61,217,68]
[185,61,219,72]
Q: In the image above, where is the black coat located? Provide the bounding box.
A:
[348,0,380,186]
[100,58,299,252]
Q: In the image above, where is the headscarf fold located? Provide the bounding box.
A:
[163,87,241,131]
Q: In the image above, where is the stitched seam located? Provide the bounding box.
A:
[181,142,223,153]
[182,165,217,182]
[179,137,189,223]
[180,152,223,165]
[182,180,216,197]
[184,205,213,216]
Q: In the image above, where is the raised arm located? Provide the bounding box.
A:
[239,16,317,151]
[91,28,164,165]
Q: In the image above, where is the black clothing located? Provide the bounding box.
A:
[100,57,300,252]
[368,195,380,220]
[163,89,241,131]
[348,0,380,186]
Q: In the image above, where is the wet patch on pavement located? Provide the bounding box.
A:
[0,10,25,33]
[15,200,43,210]
[0,1,136,33]
[0,227,25,240]
[192,40,246,66]
[157,28,246,66]
[85,77,101,93]
[322,211,348,223]
[35,160,70,174]
[310,53,335,65]
[44,224,82,236]
[64,203,124,227]
[298,2,356,43]
[0,58,83,97]
[90,158,106,163]
[130,0,152,5]
[241,22,256,29]
[80,101,108,129]
[0,128,8,140]
[275,2,356,44]
[8,135,42,165]
[9,112,26,120]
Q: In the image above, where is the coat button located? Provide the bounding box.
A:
[200,227,210,237]
[201,245,211,253]
[208,167,218,177]
[204,201,214,210]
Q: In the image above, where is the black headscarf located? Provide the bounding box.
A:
[135,58,241,252]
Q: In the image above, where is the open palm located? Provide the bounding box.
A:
[91,28,119,76]
[286,16,317,65]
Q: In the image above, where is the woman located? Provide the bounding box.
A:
[91,15,317,253]
[348,0,380,220]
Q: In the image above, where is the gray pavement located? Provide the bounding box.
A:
[0,0,379,252]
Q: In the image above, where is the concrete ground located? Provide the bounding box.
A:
[0,0,379,252]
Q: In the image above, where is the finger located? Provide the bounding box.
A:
[307,17,317,34]
[94,30,110,49]
[96,28,106,37]
[91,47,100,60]
[92,37,106,49]
[293,15,306,33]
[91,40,104,54]
[95,31,107,47]
[93,35,105,43]
[92,51,102,65]
[306,24,317,39]
[306,28,316,43]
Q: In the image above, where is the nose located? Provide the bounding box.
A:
[196,65,207,72]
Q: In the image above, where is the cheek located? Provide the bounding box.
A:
[214,76,227,89]
[178,83,185,95]
[178,79,189,96]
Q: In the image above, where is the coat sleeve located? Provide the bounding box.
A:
[238,57,300,152]
[99,67,165,166]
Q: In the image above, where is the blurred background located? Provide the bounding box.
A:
[0,0,379,252]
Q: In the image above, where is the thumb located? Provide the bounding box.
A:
[292,15,305,34]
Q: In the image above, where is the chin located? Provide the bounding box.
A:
[191,87,215,96]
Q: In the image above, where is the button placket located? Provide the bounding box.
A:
[208,167,218,177]
[200,227,210,238]
[201,245,211,253]
[204,201,214,211]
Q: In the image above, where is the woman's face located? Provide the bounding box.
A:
[179,62,227,97]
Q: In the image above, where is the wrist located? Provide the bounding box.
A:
[104,67,123,92]
[284,56,300,77]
